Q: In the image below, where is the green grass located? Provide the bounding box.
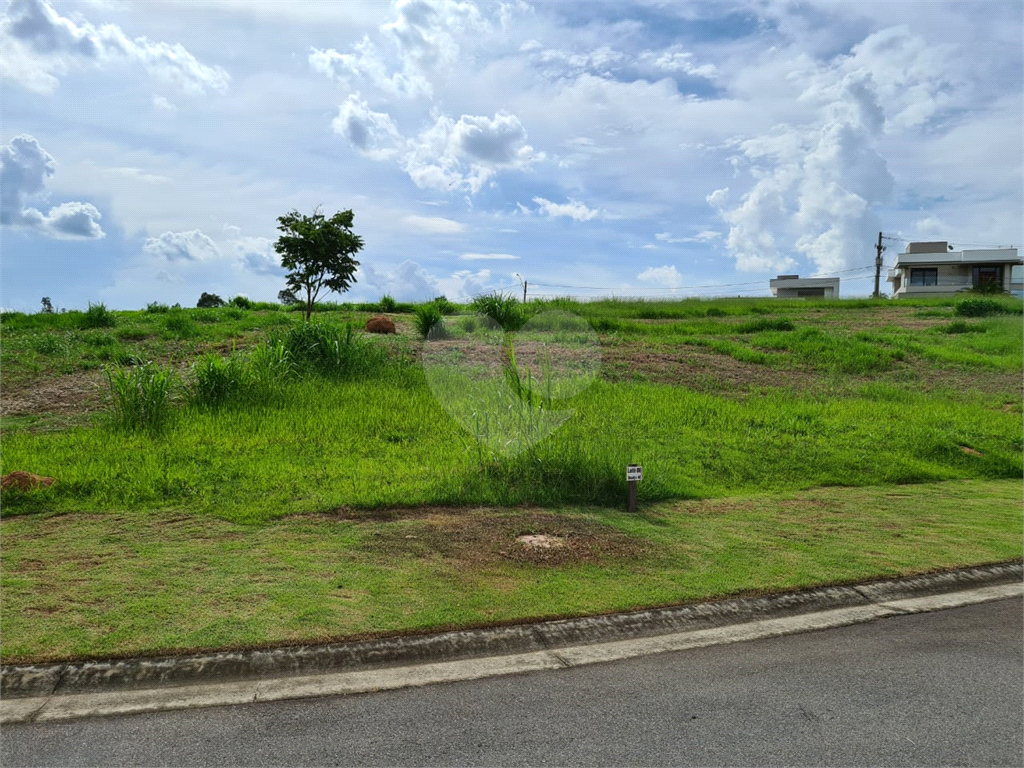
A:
[1,295,1021,662]
[0,479,1018,663]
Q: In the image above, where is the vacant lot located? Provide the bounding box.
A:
[1,295,1021,662]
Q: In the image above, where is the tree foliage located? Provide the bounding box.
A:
[197,292,225,309]
[274,207,363,320]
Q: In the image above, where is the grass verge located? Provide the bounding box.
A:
[0,478,1020,663]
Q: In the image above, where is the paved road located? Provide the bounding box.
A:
[3,598,1021,767]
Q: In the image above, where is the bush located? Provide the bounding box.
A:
[278,289,299,306]
[188,352,248,409]
[459,316,478,334]
[378,294,398,313]
[105,363,176,433]
[736,317,795,333]
[705,307,726,317]
[145,302,170,314]
[164,310,198,339]
[414,304,447,339]
[471,292,524,331]
[197,292,225,309]
[954,298,1006,317]
[40,297,54,314]
[229,295,253,310]
[81,302,116,329]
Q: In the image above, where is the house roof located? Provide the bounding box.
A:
[894,248,1020,268]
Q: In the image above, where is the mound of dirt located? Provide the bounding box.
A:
[365,316,397,334]
[1,472,56,492]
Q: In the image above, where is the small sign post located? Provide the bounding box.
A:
[626,464,642,513]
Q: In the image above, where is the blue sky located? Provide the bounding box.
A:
[1,0,1021,311]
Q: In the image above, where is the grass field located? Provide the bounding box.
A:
[1,294,1021,662]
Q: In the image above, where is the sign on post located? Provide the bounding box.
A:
[627,464,642,513]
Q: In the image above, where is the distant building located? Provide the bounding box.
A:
[887,242,1023,298]
[769,275,840,298]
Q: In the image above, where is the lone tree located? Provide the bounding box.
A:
[274,206,363,320]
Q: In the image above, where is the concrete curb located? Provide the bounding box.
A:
[3,561,1020,706]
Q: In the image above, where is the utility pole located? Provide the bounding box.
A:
[523,280,527,303]
[874,231,885,298]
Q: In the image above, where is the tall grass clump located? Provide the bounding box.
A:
[105,363,176,432]
[736,317,795,334]
[81,302,116,329]
[278,321,389,379]
[414,305,447,339]
[471,292,524,331]
[145,302,170,314]
[378,294,398,313]
[431,296,457,315]
[164,309,198,339]
[940,320,986,335]
[188,352,248,409]
[954,298,1009,317]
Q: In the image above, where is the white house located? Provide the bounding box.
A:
[769,275,840,298]
[887,242,1023,298]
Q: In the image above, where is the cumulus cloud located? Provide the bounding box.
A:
[0,134,105,239]
[401,110,543,193]
[637,265,684,289]
[309,0,488,98]
[152,95,176,111]
[532,196,600,221]
[709,60,897,273]
[403,214,465,234]
[231,236,282,274]
[2,0,230,94]
[332,93,400,158]
[143,230,220,262]
[357,259,500,302]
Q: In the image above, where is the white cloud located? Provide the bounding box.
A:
[2,0,230,94]
[637,265,684,289]
[231,236,282,274]
[655,230,721,244]
[0,134,105,239]
[356,258,498,302]
[143,230,220,262]
[152,95,176,111]
[403,215,465,234]
[459,252,518,260]
[332,93,400,159]
[532,196,600,221]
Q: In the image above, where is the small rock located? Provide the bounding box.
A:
[365,316,397,334]
[1,471,57,492]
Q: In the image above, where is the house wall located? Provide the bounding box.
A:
[893,264,972,297]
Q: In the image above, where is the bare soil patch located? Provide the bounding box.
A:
[363,509,652,567]
[0,370,106,417]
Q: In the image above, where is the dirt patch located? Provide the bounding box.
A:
[1,370,106,417]
[601,345,816,391]
[363,509,652,567]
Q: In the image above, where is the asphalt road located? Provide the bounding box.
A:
[3,598,1021,767]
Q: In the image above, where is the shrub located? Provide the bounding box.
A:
[278,289,299,306]
[105,363,176,433]
[145,302,170,314]
[378,294,398,313]
[471,292,524,331]
[414,304,447,339]
[40,297,54,314]
[164,310,198,339]
[197,292,225,309]
[954,298,1006,317]
[705,307,726,317]
[459,316,479,334]
[736,317,795,334]
[81,302,116,329]
[229,295,253,310]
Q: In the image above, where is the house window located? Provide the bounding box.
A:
[972,265,1003,289]
[909,268,938,286]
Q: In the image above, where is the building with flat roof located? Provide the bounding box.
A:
[886,242,1022,298]
[769,275,840,298]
